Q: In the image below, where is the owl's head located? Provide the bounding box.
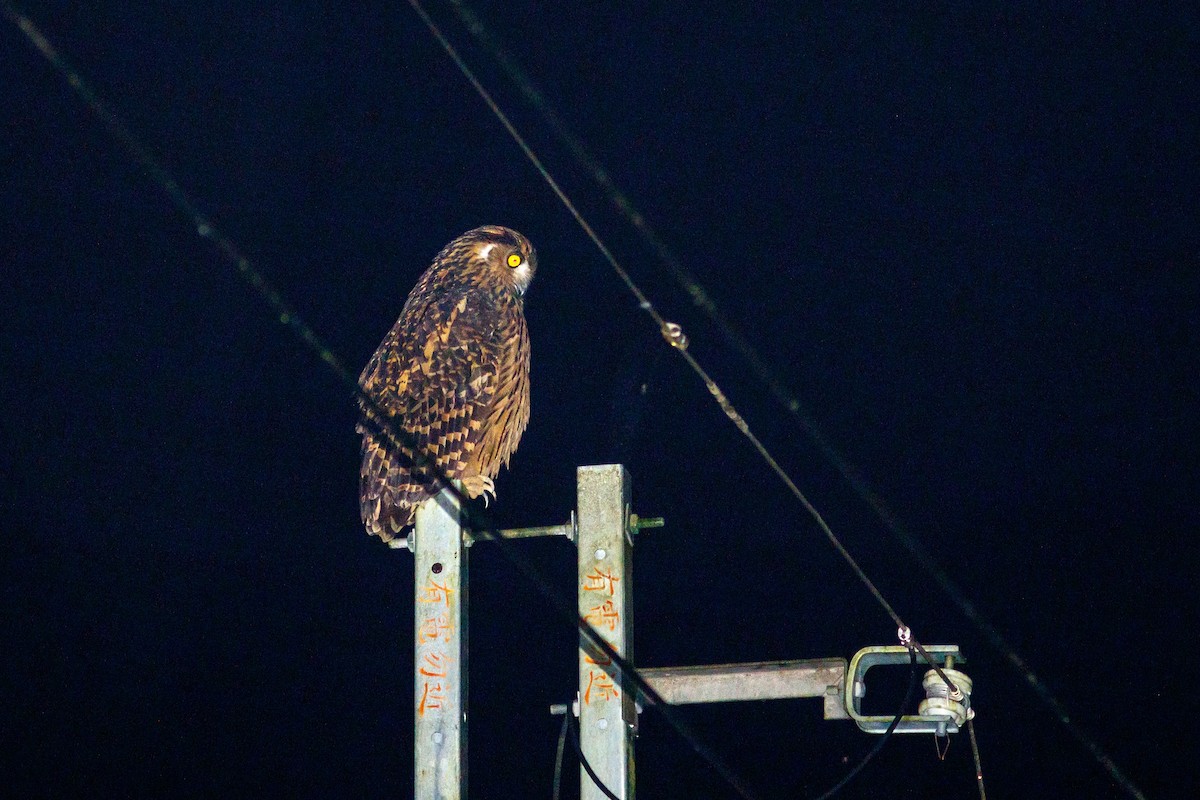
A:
[462,225,537,297]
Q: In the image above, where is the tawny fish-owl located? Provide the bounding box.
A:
[357,225,535,540]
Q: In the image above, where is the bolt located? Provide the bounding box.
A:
[432,731,444,744]
[595,548,607,560]
[432,562,443,574]
[597,718,609,730]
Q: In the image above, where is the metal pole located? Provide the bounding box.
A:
[413,488,468,800]
[576,465,635,800]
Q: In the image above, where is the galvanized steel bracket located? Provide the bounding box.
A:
[846,644,965,734]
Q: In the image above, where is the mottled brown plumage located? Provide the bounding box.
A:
[357,226,536,541]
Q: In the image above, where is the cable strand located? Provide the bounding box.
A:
[407,0,969,702]
[968,718,987,800]
[5,2,1144,798]
[811,646,917,800]
[567,710,622,800]
[429,4,1150,798]
[3,5,761,799]
[552,712,569,800]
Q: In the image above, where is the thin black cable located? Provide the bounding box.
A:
[404,0,967,695]
[0,7,1062,800]
[553,712,569,800]
[430,4,1149,798]
[2,6,762,800]
[967,718,987,800]
[566,709,622,800]
[811,646,917,800]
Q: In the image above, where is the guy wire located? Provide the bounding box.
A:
[2,4,763,800]
[435,3,1148,798]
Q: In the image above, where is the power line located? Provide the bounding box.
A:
[7,1,1128,796]
[1,4,764,799]
[433,4,1149,799]
[405,0,964,710]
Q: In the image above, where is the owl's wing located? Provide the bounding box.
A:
[357,290,502,537]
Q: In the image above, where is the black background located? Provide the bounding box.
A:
[3,2,1197,798]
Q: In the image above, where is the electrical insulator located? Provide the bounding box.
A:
[918,667,974,735]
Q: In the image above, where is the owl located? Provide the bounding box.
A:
[356,226,536,541]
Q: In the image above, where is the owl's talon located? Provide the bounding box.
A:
[460,474,496,507]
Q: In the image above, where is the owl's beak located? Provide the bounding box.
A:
[511,261,535,296]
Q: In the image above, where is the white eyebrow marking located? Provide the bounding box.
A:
[477,243,496,260]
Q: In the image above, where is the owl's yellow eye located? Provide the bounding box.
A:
[506,253,523,268]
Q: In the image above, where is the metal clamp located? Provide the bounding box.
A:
[846,645,970,734]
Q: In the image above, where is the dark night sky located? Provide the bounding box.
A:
[3,2,1197,798]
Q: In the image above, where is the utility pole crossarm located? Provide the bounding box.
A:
[639,659,849,720]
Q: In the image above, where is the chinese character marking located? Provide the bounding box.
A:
[418,579,455,606]
[419,651,450,677]
[418,680,448,716]
[584,669,620,705]
[418,613,453,644]
[583,599,620,632]
[583,567,619,597]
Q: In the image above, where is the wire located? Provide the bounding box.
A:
[431,4,1152,798]
[565,710,622,800]
[1,5,762,800]
[3,4,1137,799]
[553,712,569,800]
[404,0,968,702]
[812,646,917,800]
[2,0,924,787]
[967,718,987,800]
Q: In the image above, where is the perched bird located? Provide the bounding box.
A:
[357,226,536,540]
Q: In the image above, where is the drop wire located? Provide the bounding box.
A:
[434,3,1147,799]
